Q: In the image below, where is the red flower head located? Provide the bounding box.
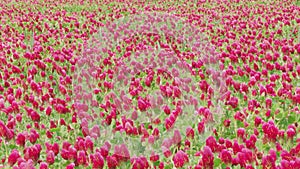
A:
[186,126,195,139]
[84,136,94,152]
[106,155,118,169]
[219,149,232,164]
[198,120,205,134]
[8,149,20,166]
[202,146,214,169]
[66,163,75,169]
[16,133,26,147]
[91,152,104,169]
[77,150,88,166]
[39,162,49,169]
[206,136,218,152]
[172,150,189,168]
[237,128,245,139]
[131,157,149,169]
[46,150,55,165]
[172,129,182,145]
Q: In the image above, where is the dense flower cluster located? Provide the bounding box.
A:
[0,0,299,168]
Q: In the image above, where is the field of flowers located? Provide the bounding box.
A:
[0,0,300,168]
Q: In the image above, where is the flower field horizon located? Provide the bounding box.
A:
[0,0,299,168]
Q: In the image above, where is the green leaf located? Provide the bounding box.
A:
[279,118,288,127]
[96,95,103,103]
[236,120,243,128]
[9,144,18,150]
[50,128,60,132]
[144,122,150,129]
[221,163,227,168]
[153,161,160,166]
[288,115,296,124]
[164,163,174,169]
[214,157,222,167]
